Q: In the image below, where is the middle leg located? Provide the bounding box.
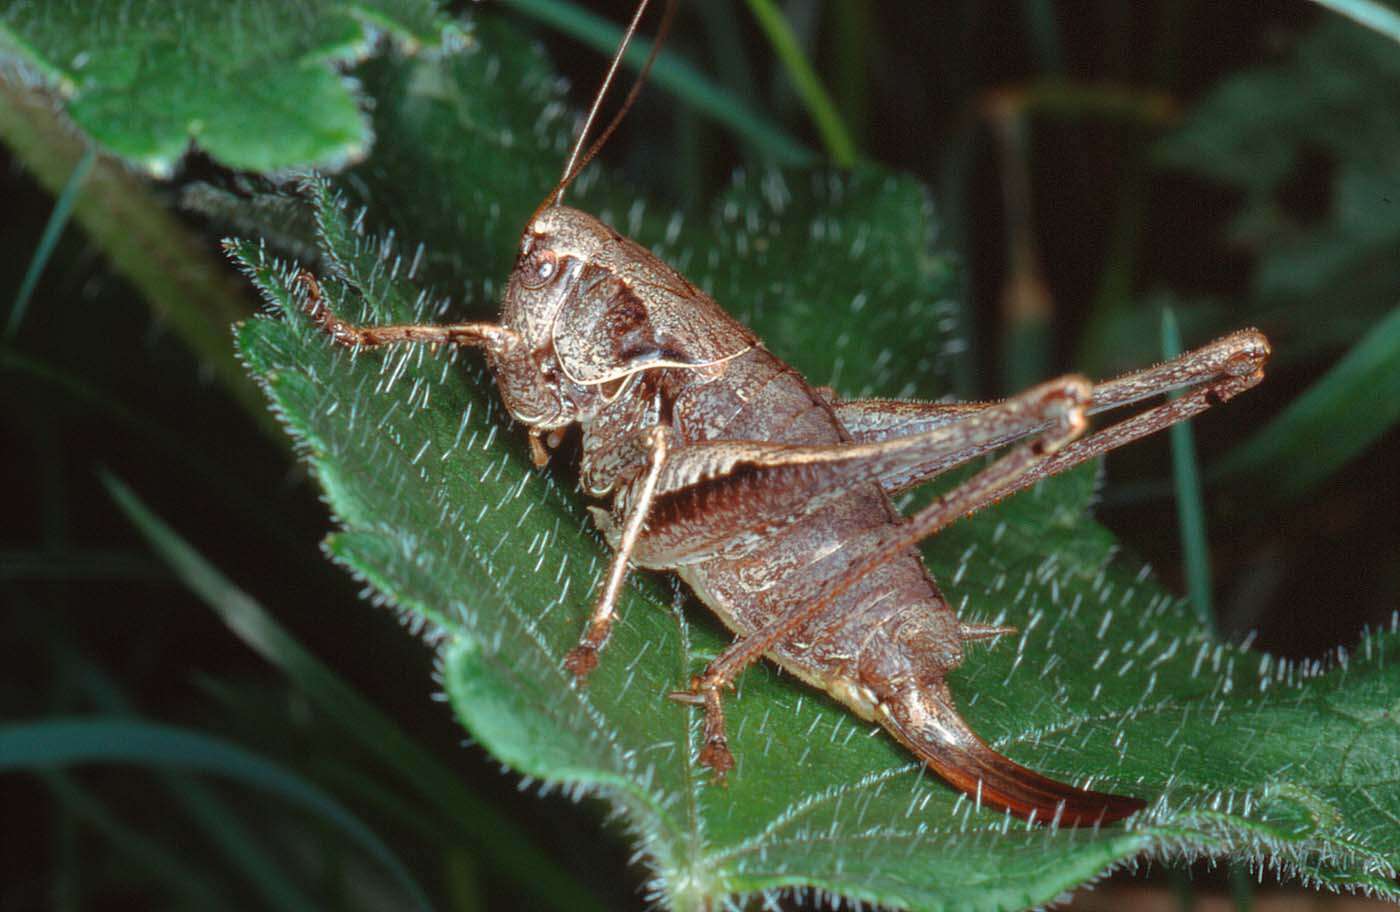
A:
[564,426,671,680]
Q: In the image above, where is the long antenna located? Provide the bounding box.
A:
[545,0,677,210]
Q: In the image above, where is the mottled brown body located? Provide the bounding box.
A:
[606,345,955,715]
[298,0,1271,827]
[302,199,1269,825]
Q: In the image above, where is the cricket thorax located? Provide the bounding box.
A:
[491,205,759,433]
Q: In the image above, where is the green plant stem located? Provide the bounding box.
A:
[1162,307,1215,635]
[497,0,815,165]
[743,0,857,165]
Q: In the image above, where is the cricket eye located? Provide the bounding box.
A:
[519,248,560,289]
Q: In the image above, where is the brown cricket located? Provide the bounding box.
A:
[297,0,1269,826]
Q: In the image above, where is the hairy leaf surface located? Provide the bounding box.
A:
[233,10,1400,912]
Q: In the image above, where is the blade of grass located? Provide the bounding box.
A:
[191,673,462,846]
[743,0,857,165]
[56,652,346,912]
[1021,0,1065,72]
[170,766,322,912]
[1308,0,1400,43]
[830,0,872,147]
[102,473,606,912]
[0,718,433,912]
[497,0,815,165]
[1214,304,1400,501]
[1,722,431,912]
[1161,307,1215,635]
[6,146,94,341]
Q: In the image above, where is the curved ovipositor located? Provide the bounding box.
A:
[881,682,1145,826]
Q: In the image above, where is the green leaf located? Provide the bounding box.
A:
[102,470,607,912]
[0,718,433,912]
[232,13,1400,912]
[0,0,461,175]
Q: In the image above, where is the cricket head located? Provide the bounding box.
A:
[487,0,728,433]
[489,205,756,430]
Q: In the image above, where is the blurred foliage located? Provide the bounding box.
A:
[2,1,1398,911]
[1156,18,1400,358]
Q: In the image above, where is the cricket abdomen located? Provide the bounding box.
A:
[665,347,961,684]
[678,509,1146,825]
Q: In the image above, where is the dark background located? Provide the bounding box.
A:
[2,0,1397,908]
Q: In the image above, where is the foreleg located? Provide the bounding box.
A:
[295,270,517,353]
[295,271,577,467]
